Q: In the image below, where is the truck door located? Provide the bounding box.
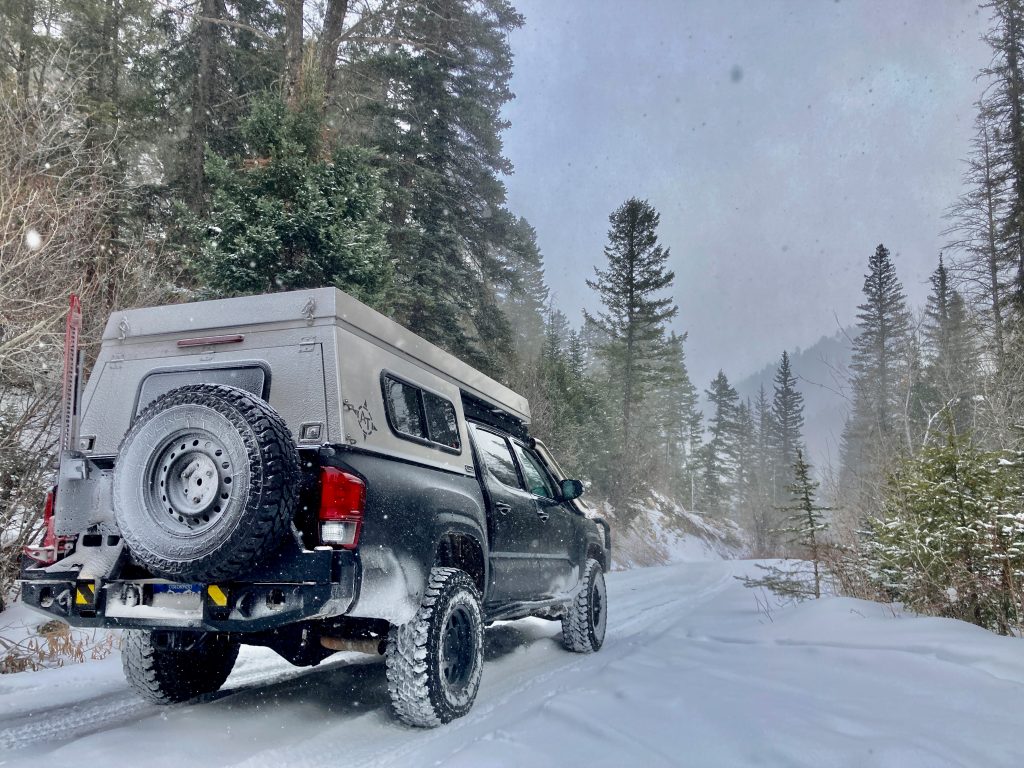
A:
[469,425,542,603]
[509,441,577,598]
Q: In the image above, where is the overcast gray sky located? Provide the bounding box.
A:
[502,0,991,387]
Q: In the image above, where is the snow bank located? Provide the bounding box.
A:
[594,492,745,568]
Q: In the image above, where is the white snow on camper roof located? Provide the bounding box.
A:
[102,287,531,424]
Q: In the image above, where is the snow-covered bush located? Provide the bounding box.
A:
[859,429,1024,635]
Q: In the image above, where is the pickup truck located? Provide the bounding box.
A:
[20,287,610,727]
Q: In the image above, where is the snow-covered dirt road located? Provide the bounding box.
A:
[1,560,1023,768]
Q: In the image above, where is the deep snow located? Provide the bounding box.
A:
[1,560,1023,767]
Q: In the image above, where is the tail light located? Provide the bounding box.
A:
[24,486,71,565]
[318,468,365,549]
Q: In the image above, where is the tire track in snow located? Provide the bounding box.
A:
[0,652,370,754]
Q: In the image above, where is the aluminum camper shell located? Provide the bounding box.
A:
[60,287,531,535]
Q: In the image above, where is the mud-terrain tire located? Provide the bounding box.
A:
[113,384,299,582]
[561,558,607,653]
[385,567,484,727]
[122,629,239,704]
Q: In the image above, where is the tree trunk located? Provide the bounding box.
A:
[109,0,121,112]
[282,0,304,110]
[16,0,34,100]
[981,124,1008,367]
[185,0,218,208]
[1003,3,1024,307]
[318,0,349,107]
[0,1,11,85]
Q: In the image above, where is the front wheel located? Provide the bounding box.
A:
[385,567,484,727]
[561,558,607,653]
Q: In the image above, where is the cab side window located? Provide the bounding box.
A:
[512,443,557,499]
[473,429,522,489]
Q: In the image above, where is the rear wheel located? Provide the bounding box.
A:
[385,567,484,727]
[122,629,239,704]
[561,558,607,653]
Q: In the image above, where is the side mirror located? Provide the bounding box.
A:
[560,478,584,501]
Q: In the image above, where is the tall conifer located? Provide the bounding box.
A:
[585,197,678,511]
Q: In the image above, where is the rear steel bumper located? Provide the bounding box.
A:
[20,547,359,633]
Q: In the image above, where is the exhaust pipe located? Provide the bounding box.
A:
[320,636,386,655]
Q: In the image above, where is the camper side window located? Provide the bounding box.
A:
[382,374,461,452]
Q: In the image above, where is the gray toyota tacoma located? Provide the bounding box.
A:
[20,287,610,727]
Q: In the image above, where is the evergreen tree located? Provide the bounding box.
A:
[702,370,740,515]
[945,108,1012,366]
[185,94,390,304]
[585,197,678,512]
[842,244,912,504]
[850,244,912,432]
[770,350,805,502]
[921,255,978,434]
[980,0,1024,311]
[585,199,677,448]
[733,399,759,529]
[749,384,776,553]
[656,331,701,503]
[355,0,525,375]
[863,427,1024,634]
[500,217,549,362]
[520,310,607,485]
[742,449,830,600]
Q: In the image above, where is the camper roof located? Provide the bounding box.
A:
[102,287,531,424]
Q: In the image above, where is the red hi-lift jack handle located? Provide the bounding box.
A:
[25,294,82,565]
[59,293,82,455]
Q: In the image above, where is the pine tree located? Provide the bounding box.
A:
[921,255,978,434]
[702,370,740,516]
[842,244,912,503]
[585,197,678,512]
[355,0,525,375]
[749,384,776,553]
[980,0,1024,311]
[733,399,759,530]
[656,331,701,503]
[863,428,1024,634]
[185,94,390,304]
[945,109,1012,366]
[500,217,549,362]
[520,310,607,484]
[742,449,830,600]
[586,198,678,445]
[770,350,805,502]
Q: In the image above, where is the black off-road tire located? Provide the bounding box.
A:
[113,384,300,582]
[385,567,485,727]
[122,629,239,704]
[562,558,607,653]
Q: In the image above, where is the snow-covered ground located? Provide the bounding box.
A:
[1,560,1022,767]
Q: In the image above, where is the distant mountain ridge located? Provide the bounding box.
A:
[733,330,854,474]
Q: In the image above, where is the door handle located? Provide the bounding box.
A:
[495,502,512,515]
[536,509,549,522]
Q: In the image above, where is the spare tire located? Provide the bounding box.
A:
[113,383,299,582]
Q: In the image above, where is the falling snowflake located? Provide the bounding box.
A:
[24,229,42,250]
